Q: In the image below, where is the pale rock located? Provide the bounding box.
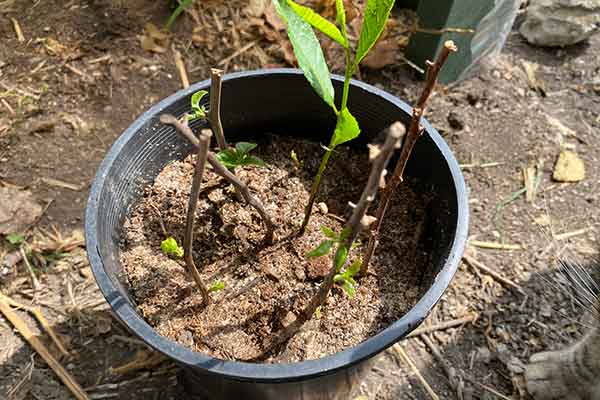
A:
[520,0,600,46]
[553,150,585,182]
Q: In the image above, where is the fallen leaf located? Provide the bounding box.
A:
[553,150,585,182]
[534,214,551,226]
[521,60,546,96]
[145,23,169,41]
[361,39,398,69]
[44,38,68,57]
[140,35,166,54]
[0,187,42,235]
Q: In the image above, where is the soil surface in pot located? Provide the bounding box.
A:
[120,134,434,363]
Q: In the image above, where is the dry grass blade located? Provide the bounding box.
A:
[392,344,439,400]
[469,240,522,250]
[463,254,524,294]
[11,17,25,42]
[0,293,89,400]
[172,46,189,89]
[406,313,478,338]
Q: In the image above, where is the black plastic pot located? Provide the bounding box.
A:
[85,69,469,399]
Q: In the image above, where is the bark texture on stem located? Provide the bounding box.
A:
[360,41,457,276]
[260,124,404,355]
[159,114,275,244]
[183,128,212,305]
[209,68,227,151]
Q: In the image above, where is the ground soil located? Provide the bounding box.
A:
[0,0,599,399]
[121,137,429,362]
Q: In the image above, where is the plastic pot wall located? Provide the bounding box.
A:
[85,69,469,399]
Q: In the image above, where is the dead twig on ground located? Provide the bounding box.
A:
[11,17,24,42]
[261,122,405,355]
[361,41,457,276]
[148,203,167,237]
[0,292,89,400]
[469,240,522,250]
[20,247,40,290]
[463,254,524,294]
[172,46,189,89]
[218,41,258,67]
[160,114,275,243]
[183,128,212,304]
[406,313,478,338]
[421,333,470,400]
[0,292,69,356]
[392,344,439,400]
[109,350,167,375]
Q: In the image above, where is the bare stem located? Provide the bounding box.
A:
[261,124,404,354]
[183,128,212,305]
[209,68,227,151]
[360,40,457,276]
[299,148,332,234]
[160,114,275,244]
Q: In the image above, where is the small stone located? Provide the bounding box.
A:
[79,266,93,279]
[553,150,585,182]
[177,330,194,348]
[294,265,306,281]
[520,0,600,47]
[447,111,465,130]
[317,202,328,214]
[476,346,492,364]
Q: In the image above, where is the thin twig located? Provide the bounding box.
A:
[172,46,189,89]
[183,128,211,305]
[361,41,457,276]
[421,334,468,399]
[469,240,522,250]
[0,293,89,400]
[463,254,524,294]
[0,292,69,356]
[148,203,167,237]
[392,344,439,400]
[406,313,478,338]
[261,123,405,355]
[159,114,274,243]
[11,17,25,42]
[20,247,40,290]
[218,40,258,66]
[209,68,227,150]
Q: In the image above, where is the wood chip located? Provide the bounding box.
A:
[553,150,585,182]
[41,177,84,191]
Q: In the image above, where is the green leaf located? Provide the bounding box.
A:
[208,280,225,292]
[5,233,24,245]
[241,155,267,167]
[166,0,195,31]
[330,108,360,147]
[306,240,333,257]
[216,149,241,169]
[354,0,395,66]
[346,258,362,277]
[191,90,208,109]
[287,0,348,48]
[161,237,184,259]
[235,142,258,154]
[334,245,348,271]
[273,0,335,109]
[335,0,346,27]
[341,280,356,297]
[320,225,338,240]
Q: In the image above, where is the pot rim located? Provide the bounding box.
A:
[85,68,469,382]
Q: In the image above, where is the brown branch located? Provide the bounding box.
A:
[360,40,457,276]
[260,123,405,355]
[183,129,212,305]
[209,68,227,151]
[159,114,275,244]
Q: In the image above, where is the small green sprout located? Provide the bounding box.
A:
[165,0,195,31]
[5,233,25,246]
[208,280,225,293]
[306,225,350,258]
[333,258,361,297]
[216,142,266,169]
[161,237,184,259]
[187,90,208,122]
[290,150,303,168]
[314,306,322,318]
